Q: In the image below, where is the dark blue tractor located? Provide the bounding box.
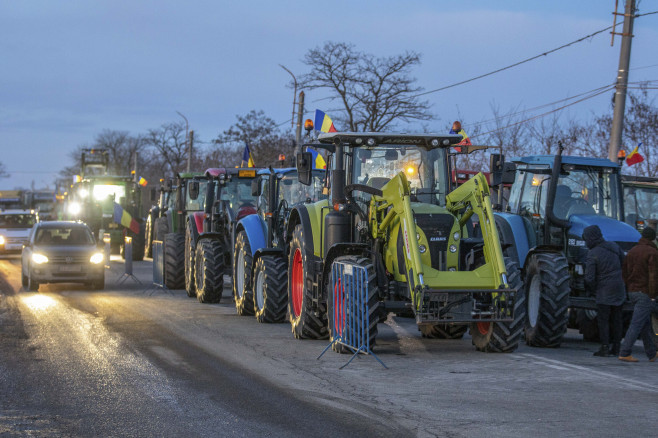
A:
[494,145,640,346]
[232,167,326,322]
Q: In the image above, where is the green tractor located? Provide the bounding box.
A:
[288,132,524,353]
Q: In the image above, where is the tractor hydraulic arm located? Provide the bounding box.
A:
[445,173,508,288]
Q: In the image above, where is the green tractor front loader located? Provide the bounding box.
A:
[288,132,524,353]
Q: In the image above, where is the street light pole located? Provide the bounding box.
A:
[176,111,190,172]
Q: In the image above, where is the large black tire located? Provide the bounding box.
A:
[27,266,39,292]
[184,224,196,297]
[194,240,224,303]
[131,224,145,261]
[145,215,154,258]
[326,256,379,354]
[154,216,169,242]
[21,266,28,288]
[164,233,185,290]
[288,224,328,339]
[90,274,105,291]
[233,230,254,316]
[420,324,468,339]
[576,309,600,342]
[470,258,526,353]
[253,255,288,323]
[523,252,570,347]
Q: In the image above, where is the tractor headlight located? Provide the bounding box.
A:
[90,252,104,264]
[418,244,427,253]
[449,244,457,253]
[68,202,81,215]
[453,232,460,241]
[78,188,89,198]
[416,232,421,240]
[0,235,5,245]
[32,253,49,264]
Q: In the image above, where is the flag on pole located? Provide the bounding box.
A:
[241,142,255,167]
[449,127,472,146]
[305,147,327,169]
[626,143,644,166]
[113,203,140,234]
[137,177,148,187]
[314,110,337,133]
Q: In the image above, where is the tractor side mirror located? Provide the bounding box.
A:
[188,181,200,200]
[490,153,505,186]
[502,162,517,185]
[149,187,157,202]
[296,152,313,186]
[252,177,262,197]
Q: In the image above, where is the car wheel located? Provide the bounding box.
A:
[27,266,39,292]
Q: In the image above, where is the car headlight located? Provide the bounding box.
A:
[0,235,5,245]
[90,252,104,264]
[32,253,49,264]
[68,202,81,215]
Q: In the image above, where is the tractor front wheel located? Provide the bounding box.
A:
[163,233,185,290]
[195,239,224,303]
[287,224,327,339]
[233,230,254,316]
[420,324,468,339]
[523,252,570,347]
[470,258,526,352]
[253,255,288,323]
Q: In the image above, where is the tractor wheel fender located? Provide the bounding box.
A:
[286,206,315,258]
[237,214,267,258]
[494,212,529,268]
[188,212,204,242]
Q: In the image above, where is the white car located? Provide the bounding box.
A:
[0,210,38,254]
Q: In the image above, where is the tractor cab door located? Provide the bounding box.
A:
[508,169,549,248]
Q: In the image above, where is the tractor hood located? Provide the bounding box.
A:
[568,214,640,243]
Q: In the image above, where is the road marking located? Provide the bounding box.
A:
[517,353,658,393]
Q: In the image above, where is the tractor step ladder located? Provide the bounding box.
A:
[318,260,386,369]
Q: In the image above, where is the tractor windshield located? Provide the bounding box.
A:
[185,181,207,211]
[279,171,326,205]
[624,184,658,225]
[554,167,621,220]
[219,178,256,216]
[351,145,449,204]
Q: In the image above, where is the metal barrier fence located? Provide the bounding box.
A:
[318,260,386,369]
[152,240,164,287]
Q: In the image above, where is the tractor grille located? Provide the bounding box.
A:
[415,213,456,271]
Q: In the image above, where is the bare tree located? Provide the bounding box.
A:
[299,42,432,131]
[212,110,294,167]
[144,121,189,175]
[94,130,145,175]
[0,161,8,179]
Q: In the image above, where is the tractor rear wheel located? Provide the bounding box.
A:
[233,231,254,316]
[154,217,168,242]
[184,224,196,297]
[253,255,288,323]
[470,258,526,352]
[164,233,185,290]
[420,324,468,339]
[195,239,224,303]
[288,224,328,339]
[523,252,570,347]
[327,256,380,354]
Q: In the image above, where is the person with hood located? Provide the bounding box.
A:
[618,226,658,362]
[583,224,626,357]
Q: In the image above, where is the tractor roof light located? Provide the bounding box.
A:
[333,203,345,212]
[431,139,439,147]
[618,149,627,159]
[366,138,376,146]
[304,119,314,132]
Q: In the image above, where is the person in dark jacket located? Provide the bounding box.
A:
[583,225,626,357]
[618,226,658,362]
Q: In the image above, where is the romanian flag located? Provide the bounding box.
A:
[137,177,148,187]
[242,142,255,168]
[314,110,337,133]
[626,143,644,166]
[306,147,327,169]
[449,127,472,146]
[113,202,140,234]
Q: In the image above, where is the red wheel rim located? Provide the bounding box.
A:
[291,249,303,317]
[333,279,345,335]
[476,322,491,335]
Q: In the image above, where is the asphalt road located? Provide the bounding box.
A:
[1,255,657,438]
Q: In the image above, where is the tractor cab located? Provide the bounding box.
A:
[622,175,658,231]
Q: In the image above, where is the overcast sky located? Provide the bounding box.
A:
[1,0,657,189]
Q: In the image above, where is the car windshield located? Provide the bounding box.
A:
[0,214,36,229]
[219,178,256,215]
[351,145,449,205]
[279,171,326,205]
[624,184,658,223]
[35,227,94,246]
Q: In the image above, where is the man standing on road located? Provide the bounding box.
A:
[583,225,626,357]
[619,226,658,362]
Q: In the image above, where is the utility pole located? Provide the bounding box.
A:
[295,91,305,156]
[187,130,194,172]
[133,151,138,183]
[176,111,190,172]
[608,0,636,161]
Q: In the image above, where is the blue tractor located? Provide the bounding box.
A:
[494,145,640,346]
[232,167,326,322]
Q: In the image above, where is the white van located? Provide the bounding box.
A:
[0,210,38,253]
